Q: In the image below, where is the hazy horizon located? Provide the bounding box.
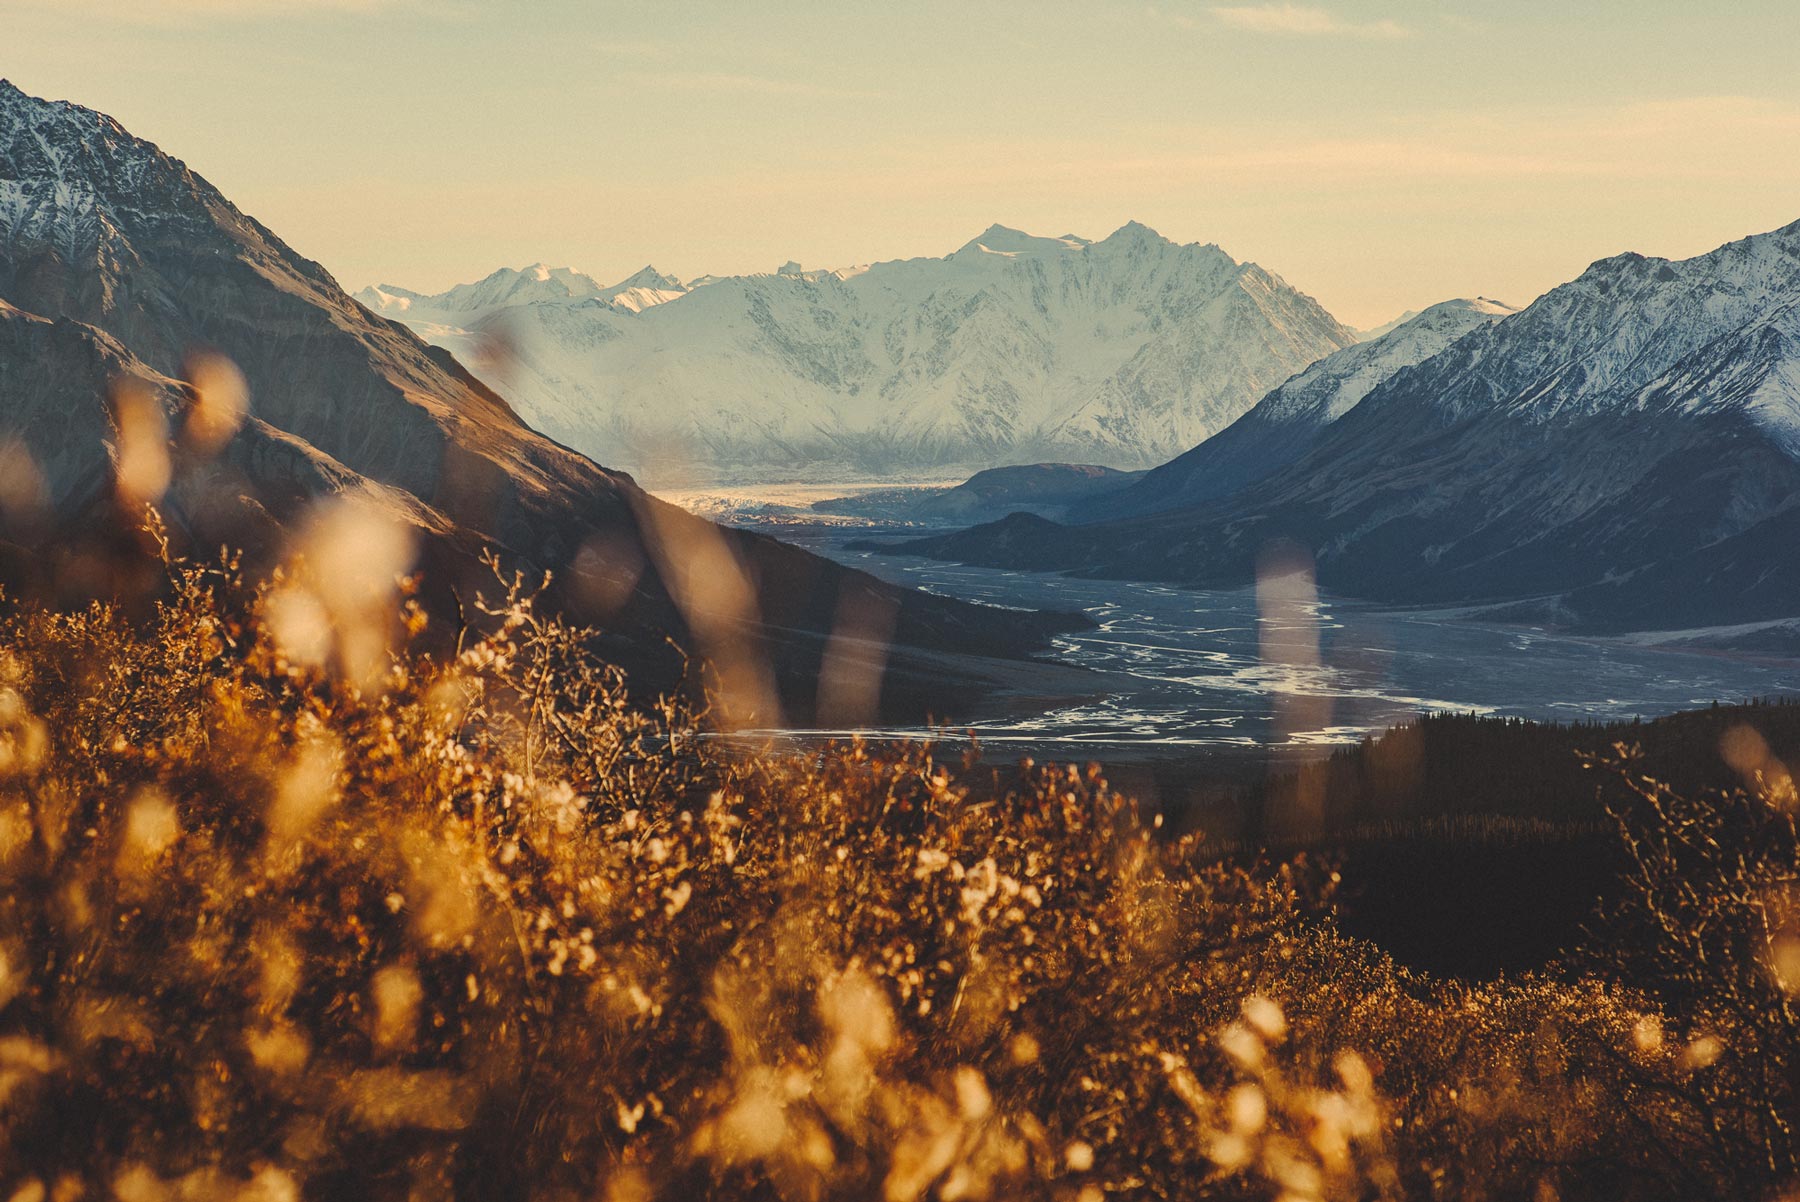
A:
[13,0,1800,327]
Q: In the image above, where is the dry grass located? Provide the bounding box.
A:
[0,546,1792,1201]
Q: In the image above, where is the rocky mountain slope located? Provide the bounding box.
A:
[884,224,1800,632]
[357,222,1357,482]
[1081,297,1517,520]
[0,79,1088,724]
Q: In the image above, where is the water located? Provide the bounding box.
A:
[661,484,1800,750]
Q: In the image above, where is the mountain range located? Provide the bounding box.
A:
[9,73,1800,687]
[885,223,1800,634]
[820,297,1516,527]
[356,223,1357,483]
[0,79,1088,725]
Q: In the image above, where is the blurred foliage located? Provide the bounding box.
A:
[0,547,1794,1201]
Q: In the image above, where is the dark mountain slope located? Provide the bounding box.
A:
[1079,297,1516,522]
[0,81,1088,723]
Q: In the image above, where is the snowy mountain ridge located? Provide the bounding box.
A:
[357,220,1357,483]
[1395,219,1800,431]
[1259,296,1519,425]
[1082,295,1518,520]
[0,78,239,270]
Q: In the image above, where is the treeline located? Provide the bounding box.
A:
[1222,705,1800,977]
[1248,702,1800,837]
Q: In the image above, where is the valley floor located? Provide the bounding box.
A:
[656,480,1800,759]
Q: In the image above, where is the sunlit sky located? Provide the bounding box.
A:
[13,0,1800,327]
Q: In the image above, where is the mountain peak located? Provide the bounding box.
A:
[0,79,54,119]
[395,263,608,313]
[1358,309,1421,340]
[1360,298,1519,345]
[1101,220,1167,245]
[1418,296,1517,321]
[954,225,1089,257]
[0,79,136,146]
[1358,297,1515,339]
[354,283,425,313]
[614,264,685,291]
[522,263,603,288]
[597,265,690,312]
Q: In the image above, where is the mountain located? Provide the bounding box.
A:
[1079,297,1517,521]
[1357,308,1421,341]
[814,463,1147,525]
[355,262,689,319]
[596,265,690,313]
[359,221,1357,483]
[881,223,1800,633]
[407,263,609,311]
[0,79,1090,724]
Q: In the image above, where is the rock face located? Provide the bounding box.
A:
[886,223,1800,633]
[357,222,1357,482]
[0,80,1087,724]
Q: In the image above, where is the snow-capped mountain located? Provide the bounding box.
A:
[0,79,1080,722]
[1356,308,1422,341]
[1261,298,1518,426]
[596,265,690,313]
[1083,296,1517,520]
[359,221,1357,483]
[888,222,1800,632]
[1376,227,1800,430]
[356,262,690,319]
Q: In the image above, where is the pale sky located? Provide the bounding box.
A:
[11,0,1800,328]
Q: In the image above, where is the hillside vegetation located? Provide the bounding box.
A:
[0,542,1796,1201]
